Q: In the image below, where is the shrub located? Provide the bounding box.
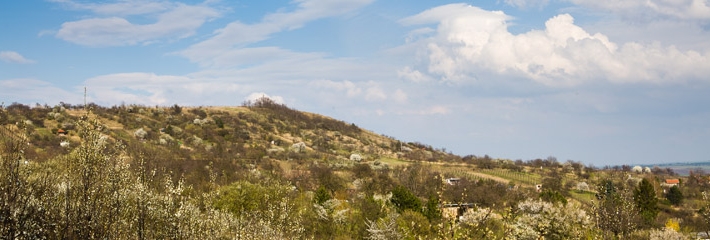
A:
[390,185,422,213]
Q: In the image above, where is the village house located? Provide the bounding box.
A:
[661,178,680,188]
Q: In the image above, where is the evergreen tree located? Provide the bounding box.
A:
[666,185,683,206]
[423,194,441,220]
[634,178,659,226]
[390,185,422,213]
[314,185,332,205]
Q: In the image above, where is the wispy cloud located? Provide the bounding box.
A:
[53,1,221,47]
[567,0,710,20]
[49,0,173,16]
[502,0,550,9]
[179,0,374,66]
[0,51,36,64]
[0,78,79,104]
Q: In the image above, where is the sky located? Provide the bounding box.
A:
[1,0,709,166]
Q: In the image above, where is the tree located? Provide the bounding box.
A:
[511,199,592,240]
[595,180,638,237]
[390,185,422,213]
[634,178,659,226]
[541,168,563,193]
[539,190,567,205]
[171,104,181,114]
[314,185,332,205]
[423,194,441,221]
[0,125,52,238]
[666,185,683,206]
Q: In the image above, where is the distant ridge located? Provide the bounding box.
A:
[636,161,710,176]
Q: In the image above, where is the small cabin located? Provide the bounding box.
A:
[57,129,67,136]
[661,179,680,188]
[445,178,461,185]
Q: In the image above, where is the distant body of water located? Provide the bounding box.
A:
[642,162,710,176]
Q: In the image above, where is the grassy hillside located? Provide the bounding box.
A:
[1,99,708,239]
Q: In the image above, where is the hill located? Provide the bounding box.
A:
[0,99,708,239]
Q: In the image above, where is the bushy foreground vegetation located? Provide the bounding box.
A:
[1,101,710,239]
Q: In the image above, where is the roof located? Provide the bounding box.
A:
[665,179,680,184]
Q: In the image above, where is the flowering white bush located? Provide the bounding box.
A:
[511,199,592,240]
[291,142,306,153]
[134,128,147,140]
[366,212,401,240]
[649,228,689,240]
[193,118,211,126]
[576,182,590,192]
[314,199,349,224]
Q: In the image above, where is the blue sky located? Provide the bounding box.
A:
[2,0,709,166]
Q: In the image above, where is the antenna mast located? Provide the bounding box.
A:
[84,86,87,114]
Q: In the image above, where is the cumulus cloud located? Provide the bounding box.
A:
[0,51,35,64]
[54,1,220,47]
[400,4,710,86]
[397,66,433,83]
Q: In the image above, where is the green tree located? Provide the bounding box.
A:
[391,185,422,213]
[666,185,683,206]
[539,190,567,205]
[423,194,441,221]
[634,178,659,226]
[314,185,332,205]
[171,104,181,114]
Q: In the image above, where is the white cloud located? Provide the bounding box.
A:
[180,0,373,65]
[395,105,450,115]
[310,79,362,97]
[81,71,334,107]
[50,0,172,16]
[310,79,408,104]
[55,2,220,47]
[400,4,710,86]
[392,89,408,103]
[567,0,710,20]
[397,66,433,83]
[502,0,550,9]
[0,78,79,104]
[84,72,189,105]
[364,86,387,101]
[0,51,35,64]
